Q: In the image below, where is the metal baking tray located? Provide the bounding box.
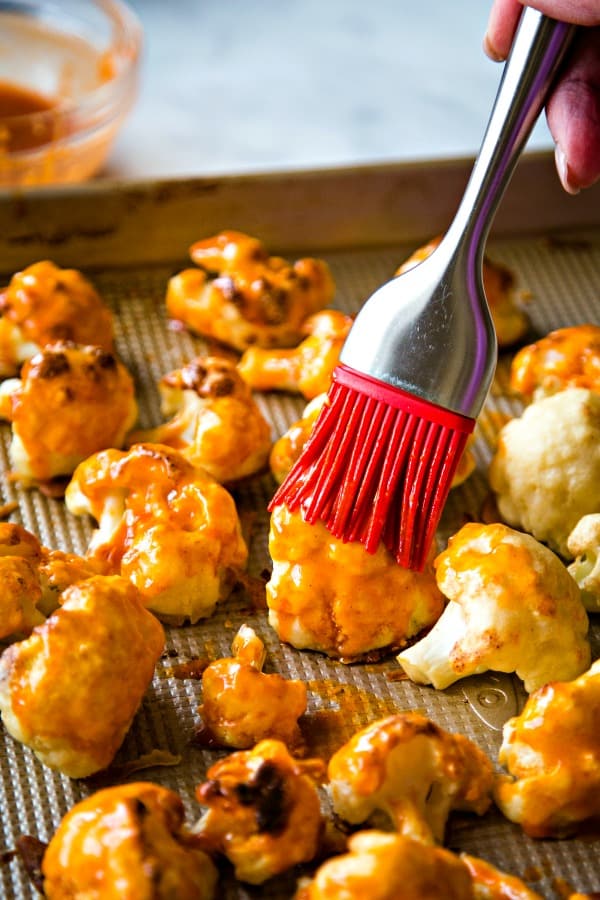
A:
[1,154,599,898]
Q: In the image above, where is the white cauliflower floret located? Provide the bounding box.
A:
[327,713,494,845]
[494,659,600,839]
[397,523,590,693]
[567,513,600,612]
[488,388,600,557]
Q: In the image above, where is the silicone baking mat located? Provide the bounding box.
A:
[1,231,599,898]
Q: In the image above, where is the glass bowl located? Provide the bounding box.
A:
[0,0,142,188]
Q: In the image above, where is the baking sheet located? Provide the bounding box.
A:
[0,170,600,898]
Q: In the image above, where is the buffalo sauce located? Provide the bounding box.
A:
[0,80,59,152]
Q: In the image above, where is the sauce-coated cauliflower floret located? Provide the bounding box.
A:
[194,738,325,884]
[0,341,138,487]
[295,830,475,900]
[489,388,600,557]
[567,513,600,612]
[0,522,105,641]
[266,504,445,662]
[42,782,218,900]
[270,394,327,484]
[269,393,475,488]
[238,309,353,399]
[396,237,530,348]
[198,624,307,750]
[64,443,248,624]
[128,355,272,484]
[494,659,600,838]
[398,522,590,693]
[0,575,164,777]
[510,324,600,402]
[0,260,114,378]
[328,714,493,844]
[460,854,544,899]
[166,230,335,352]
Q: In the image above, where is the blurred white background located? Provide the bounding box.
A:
[105,0,554,179]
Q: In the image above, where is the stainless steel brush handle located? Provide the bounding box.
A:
[340,9,576,418]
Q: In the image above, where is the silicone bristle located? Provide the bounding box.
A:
[269,364,474,571]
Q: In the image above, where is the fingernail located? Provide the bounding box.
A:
[483,33,504,62]
[555,144,580,195]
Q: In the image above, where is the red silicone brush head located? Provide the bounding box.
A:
[269,364,475,571]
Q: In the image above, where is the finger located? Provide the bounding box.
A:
[522,1,600,26]
[484,0,524,60]
[483,0,600,61]
[546,27,600,191]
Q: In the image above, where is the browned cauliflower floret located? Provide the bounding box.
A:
[567,513,600,612]
[398,523,590,693]
[0,341,137,488]
[488,388,600,557]
[0,260,114,378]
[327,713,494,844]
[194,738,325,884]
[238,309,353,399]
[266,504,445,662]
[494,659,600,838]
[166,230,335,352]
[396,237,530,348]
[0,575,164,778]
[128,355,272,484]
[64,443,248,624]
[510,324,600,402]
[0,522,105,641]
[42,782,218,900]
[198,624,307,750]
[295,830,475,900]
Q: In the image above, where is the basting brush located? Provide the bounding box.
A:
[270,10,576,571]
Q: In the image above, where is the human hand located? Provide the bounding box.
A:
[484,1,600,193]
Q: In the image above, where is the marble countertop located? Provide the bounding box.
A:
[104,0,554,181]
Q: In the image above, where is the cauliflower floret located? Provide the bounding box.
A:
[488,388,600,557]
[166,230,335,352]
[42,782,218,900]
[0,341,137,487]
[494,659,600,838]
[267,504,445,662]
[270,393,327,484]
[567,513,600,612]
[238,309,353,399]
[510,324,600,402]
[295,830,475,900]
[269,393,475,488]
[396,237,530,348]
[64,443,248,624]
[398,523,590,693]
[198,624,307,750]
[460,854,544,899]
[0,260,114,378]
[0,575,164,778]
[194,738,325,884]
[0,522,105,640]
[128,355,272,484]
[327,713,494,845]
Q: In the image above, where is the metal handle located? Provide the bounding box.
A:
[448,9,576,255]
